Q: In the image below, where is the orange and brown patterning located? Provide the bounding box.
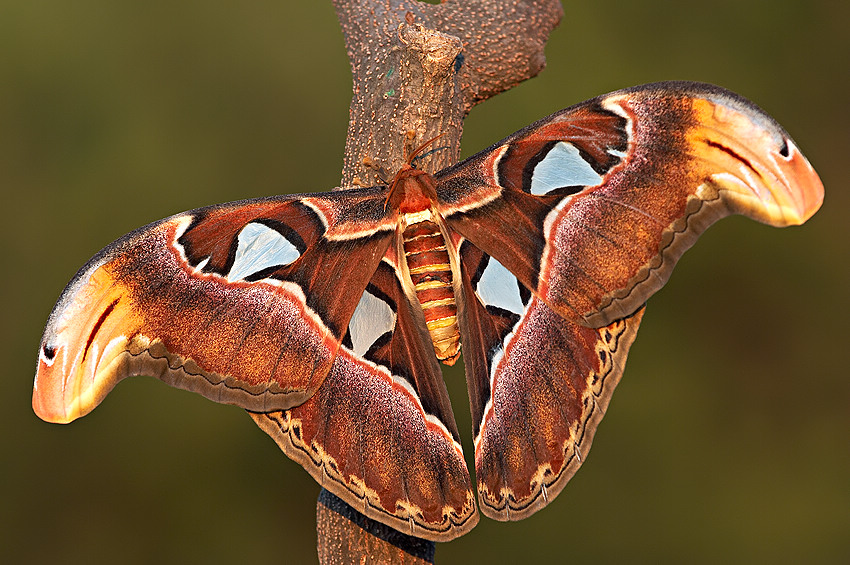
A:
[34,82,822,541]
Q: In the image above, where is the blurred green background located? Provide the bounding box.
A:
[2,1,847,563]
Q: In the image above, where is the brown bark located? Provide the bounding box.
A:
[318,0,562,562]
[334,0,563,186]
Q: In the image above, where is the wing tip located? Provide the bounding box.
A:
[677,90,824,228]
[776,138,825,225]
[31,346,69,425]
[33,339,109,424]
[32,386,75,424]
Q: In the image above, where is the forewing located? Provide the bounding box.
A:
[251,255,477,541]
[33,188,395,423]
[437,81,823,327]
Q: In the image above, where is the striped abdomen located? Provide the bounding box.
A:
[402,218,460,365]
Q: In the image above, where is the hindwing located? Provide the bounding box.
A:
[455,239,643,520]
[253,256,477,541]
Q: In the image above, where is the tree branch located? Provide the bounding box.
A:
[316,0,562,562]
[334,0,562,185]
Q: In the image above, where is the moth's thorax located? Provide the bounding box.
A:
[387,165,439,214]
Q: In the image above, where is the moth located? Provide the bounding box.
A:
[33,82,823,541]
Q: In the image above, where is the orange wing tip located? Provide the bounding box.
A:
[32,345,77,424]
[765,139,824,224]
[32,336,128,424]
[690,97,824,227]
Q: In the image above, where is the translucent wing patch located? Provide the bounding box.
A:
[228,222,302,282]
[347,289,397,357]
[528,141,603,195]
[473,254,527,316]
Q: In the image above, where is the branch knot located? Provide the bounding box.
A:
[397,23,463,83]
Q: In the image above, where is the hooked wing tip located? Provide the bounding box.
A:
[32,332,122,425]
[33,343,78,424]
[776,137,824,224]
[617,81,824,227]
[683,93,824,228]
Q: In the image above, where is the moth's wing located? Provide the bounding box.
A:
[440,81,822,521]
[251,253,477,541]
[34,187,395,423]
[437,81,823,327]
[454,238,644,521]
